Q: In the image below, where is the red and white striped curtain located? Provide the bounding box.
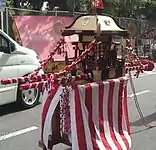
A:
[89,0,104,9]
[41,77,131,150]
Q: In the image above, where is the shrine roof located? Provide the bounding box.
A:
[62,14,129,37]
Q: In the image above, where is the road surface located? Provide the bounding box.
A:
[0,69,156,150]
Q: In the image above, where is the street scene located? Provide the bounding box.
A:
[1,69,156,150]
[0,0,156,150]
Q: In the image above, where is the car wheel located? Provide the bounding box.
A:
[17,86,40,108]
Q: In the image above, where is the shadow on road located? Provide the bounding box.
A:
[131,127,155,135]
[0,102,41,117]
[131,112,156,127]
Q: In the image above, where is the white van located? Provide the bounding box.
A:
[0,29,44,108]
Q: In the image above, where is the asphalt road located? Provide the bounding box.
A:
[0,69,156,150]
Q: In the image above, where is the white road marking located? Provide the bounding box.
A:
[141,72,156,77]
[126,71,156,78]
[0,126,38,141]
[128,90,150,98]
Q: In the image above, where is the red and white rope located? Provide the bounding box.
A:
[1,38,154,89]
[61,39,96,72]
[125,64,149,74]
[0,39,96,86]
[125,50,154,77]
[20,81,47,91]
[0,73,53,85]
[34,38,65,73]
[125,52,154,77]
[20,73,92,90]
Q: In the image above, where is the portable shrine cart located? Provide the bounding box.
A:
[0,7,153,150]
[38,13,135,150]
[62,14,130,80]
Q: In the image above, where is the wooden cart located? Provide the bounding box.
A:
[39,12,129,150]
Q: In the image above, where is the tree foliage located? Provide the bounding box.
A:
[5,0,156,21]
[103,0,156,21]
[140,0,156,20]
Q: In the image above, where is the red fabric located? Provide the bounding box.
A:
[108,80,122,150]
[124,86,131,136]
[85,84,100,149]
[41,77,131,150]
[14,16,74,61]
[71,77,131,149]
[97,82,112,149]
[126,39,132,48]
[118,79,130,148]
[90,0,104,9]
[41,84,59,141]
[74,86,87,150]
[141,60,155,71]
